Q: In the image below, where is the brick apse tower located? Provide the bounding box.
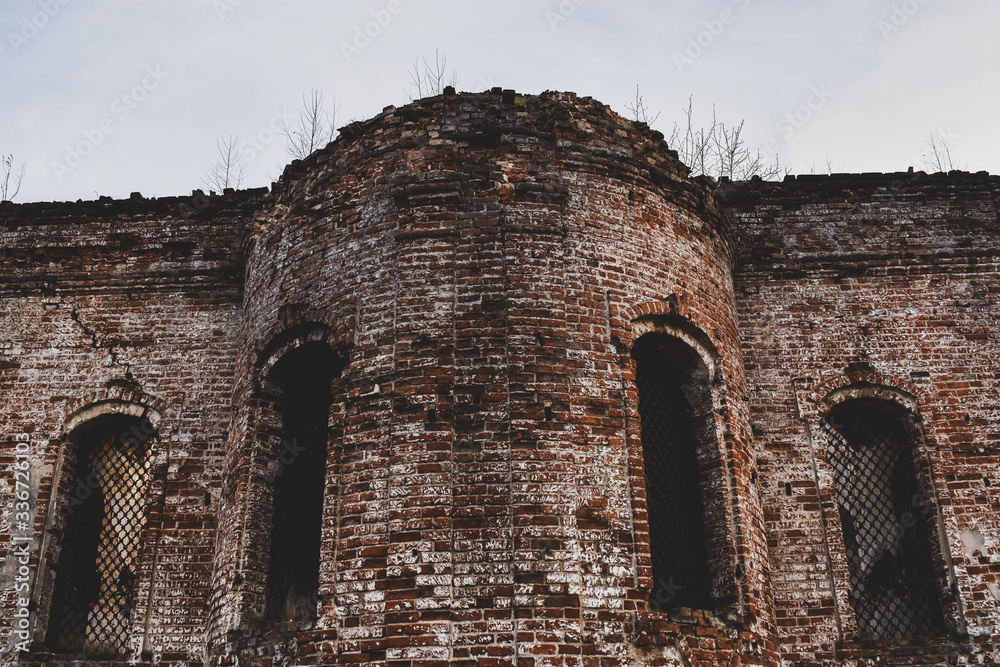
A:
[1,90,998,666]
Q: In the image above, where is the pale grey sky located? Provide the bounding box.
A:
[2,0,997,202]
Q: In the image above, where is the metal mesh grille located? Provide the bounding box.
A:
[635,346,713,611]
[47,423,152,656]
[823,406,945,639]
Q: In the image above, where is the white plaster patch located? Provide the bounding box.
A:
[961,529,987,559]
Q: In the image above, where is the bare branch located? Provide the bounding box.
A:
[667,96,783,181]
[807,157,835,176]
[281,89,339,160]
[202,135,246,193]
[668,96,715,177]
[406,50,458,101]
[1,154,26,201]
[921,131,955,173]
[408,57,425,101]
[625,85,660,126]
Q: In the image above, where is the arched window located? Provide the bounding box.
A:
[823,399,946,639]
[633,333,715,610]
[46,413,155,657]
[263,342,344,623]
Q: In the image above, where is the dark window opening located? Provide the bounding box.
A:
[264,342,344,624]
[47,414,154,657]
[633,334,714,611]
[823,400,947,639]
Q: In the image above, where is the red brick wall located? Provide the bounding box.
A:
[210,91,771,666]
[725,172,1000,665]
[2,93,998,667]
[0,192,258,664]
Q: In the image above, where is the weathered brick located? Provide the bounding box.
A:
[0,91,996,667]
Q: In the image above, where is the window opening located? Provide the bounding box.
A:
[47,414,154,656]
[633,335,714,610]
[264,343,344,623]
[823,402,946,639]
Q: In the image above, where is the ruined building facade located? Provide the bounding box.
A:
[0,91,998,666]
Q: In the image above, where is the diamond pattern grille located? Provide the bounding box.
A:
[47,426,152,656]
[823,406,945,639]
[635,347,713,611]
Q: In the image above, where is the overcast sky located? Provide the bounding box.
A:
[2,0,997,203]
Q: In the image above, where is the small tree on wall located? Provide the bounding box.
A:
[281,89,339,160]
[626,89,784,181]
[666,97,784,181]
[202,136,246,193]
[405,50,458,101]
[2,153,26,201]
[921,130,958,173]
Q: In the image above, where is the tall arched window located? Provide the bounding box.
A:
[263,342,344,623]
[46,413,155,657]
[823,399,946,639]
[633,333,715,610]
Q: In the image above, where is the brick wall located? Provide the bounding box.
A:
[725,172,1000,665]
[0,92,997,667]
[208,91,771,665]
[0,192,259,665]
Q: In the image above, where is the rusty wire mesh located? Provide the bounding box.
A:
[635,344,713,611]
[47,424,152,656]
[823,406,945,639]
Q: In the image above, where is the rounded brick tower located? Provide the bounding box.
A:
[209,90,774,666]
